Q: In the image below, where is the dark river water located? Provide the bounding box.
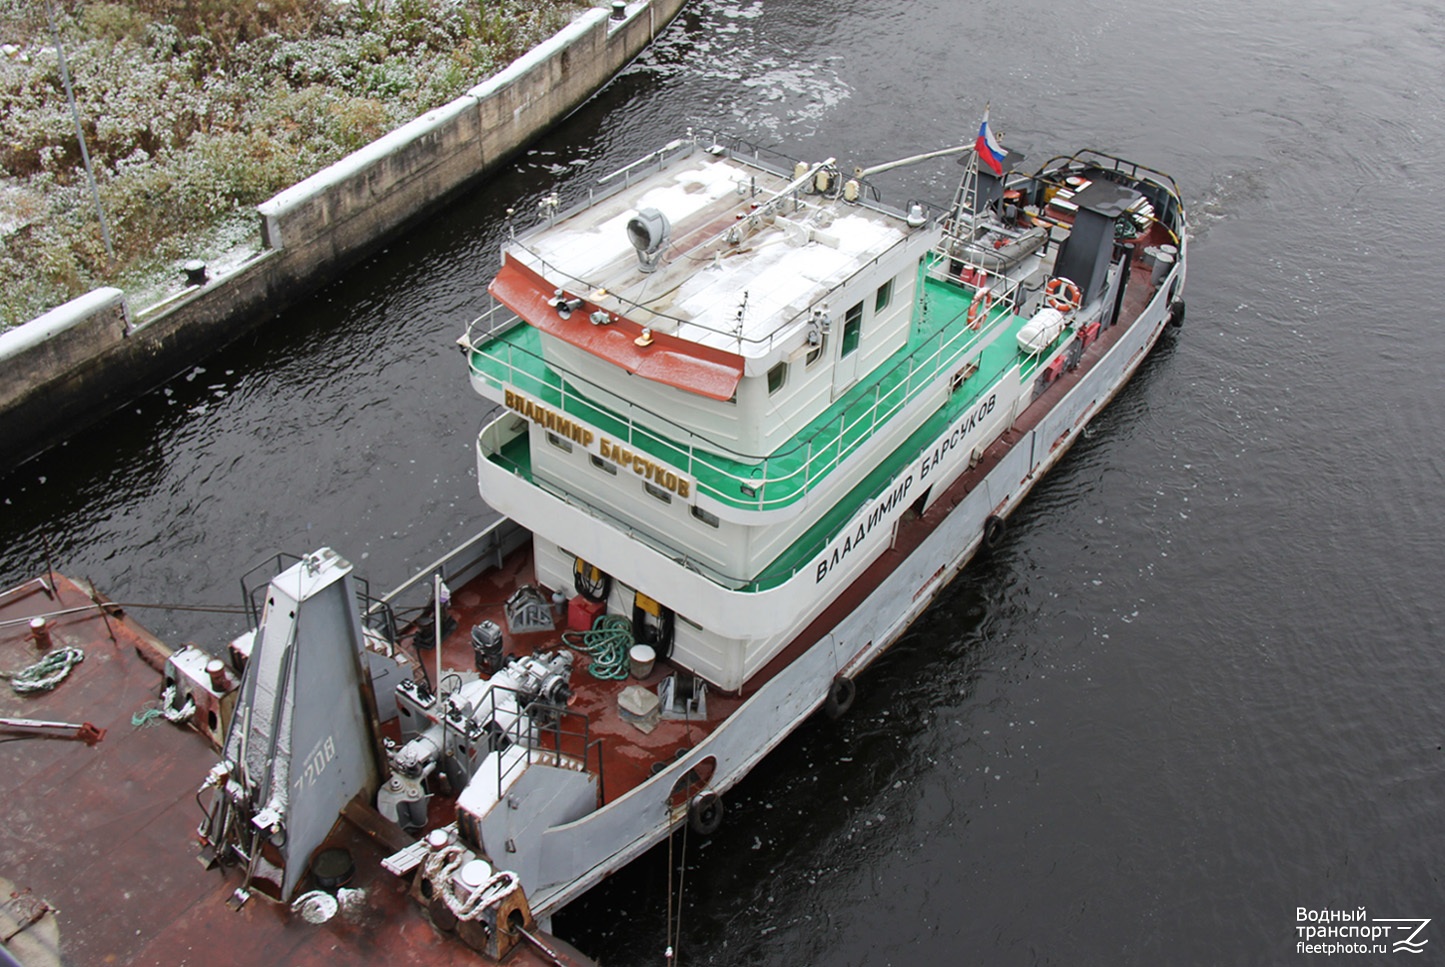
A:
[5,0,1444,963]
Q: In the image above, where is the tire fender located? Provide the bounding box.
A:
[688,790,724,836]
[824,675,856,719]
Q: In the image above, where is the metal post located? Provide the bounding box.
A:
[433,573,443,698]
[84,576,118,644]
[41,534,58,606]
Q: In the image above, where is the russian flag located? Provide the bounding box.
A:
[975,108,1006,176]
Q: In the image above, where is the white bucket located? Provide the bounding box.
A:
[629,644,656,679]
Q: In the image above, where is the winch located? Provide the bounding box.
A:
[377,649,575,830]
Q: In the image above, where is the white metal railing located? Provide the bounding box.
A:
[464,276,1020,512]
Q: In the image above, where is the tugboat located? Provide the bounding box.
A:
[383,119,1182,938]
[203,120,1186,956]
[0,117,1186,966]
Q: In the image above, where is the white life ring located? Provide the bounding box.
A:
[967,287,993,329]
[1044,277,1082,313]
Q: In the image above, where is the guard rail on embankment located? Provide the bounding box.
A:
[0,0,688,467]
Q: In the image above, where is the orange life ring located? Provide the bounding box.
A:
[967,286,993,329]
[1045,277,1082,313]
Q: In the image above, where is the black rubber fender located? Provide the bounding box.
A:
[824,675,856,719]
[983,514,1007,551]
[1168,299,1186,327]
[656,606,675,659]
[688,790,724,836]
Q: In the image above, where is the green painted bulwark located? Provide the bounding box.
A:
[0,0,690,466]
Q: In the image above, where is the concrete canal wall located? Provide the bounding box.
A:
[0,0,688,465]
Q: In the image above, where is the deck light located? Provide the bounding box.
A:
[627,208,671,273]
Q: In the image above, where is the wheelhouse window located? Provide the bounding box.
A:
[690,505,720,528]
[644,482,673,503]
[875,278,893,313]
[546,432,573,453]
[767,361,788,394]
[841,301,863,357]
[590,455,617,474]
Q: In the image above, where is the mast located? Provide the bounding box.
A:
[945,144,982,246]
[944,104,990,250]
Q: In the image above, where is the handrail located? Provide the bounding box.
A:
[1030,149,1185,208]
[596,137,690,185]
[479,682,603,804]
[466,270,1013,511]
[501,135,920,358]
[481,334,1034,589]
[504,193,906,357]
[374,518,523,609]
[239,552,303,630]
[238,549,398,646]
[522,129,803,247]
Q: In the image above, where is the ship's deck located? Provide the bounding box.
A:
[434,215,1181,791]
[0,211,1178,967]
[430,544,743,805]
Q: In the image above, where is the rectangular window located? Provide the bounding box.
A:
[690,505,720,528]
[767,361,788,394]
[546,432,573,453]
[874,278,893,313]
[644,482,673,503]
[841,301,863,357]
[590,455,617,475]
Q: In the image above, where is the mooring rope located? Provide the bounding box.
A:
[1,646,84,694]
[561,614,634,680]
[131,702,166,728]
[666,806,691,966]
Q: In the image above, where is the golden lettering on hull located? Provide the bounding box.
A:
[505,389,594,448]
[504,388,692,500]
[598,440,691,499]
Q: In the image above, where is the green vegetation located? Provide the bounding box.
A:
[0,0,589,328]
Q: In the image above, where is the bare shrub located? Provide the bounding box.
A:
[0,0,588,327]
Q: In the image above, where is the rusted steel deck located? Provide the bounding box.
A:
[0,573,593,967]
[433,544,741,807]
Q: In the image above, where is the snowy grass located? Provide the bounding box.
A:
[0,0,589,329]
